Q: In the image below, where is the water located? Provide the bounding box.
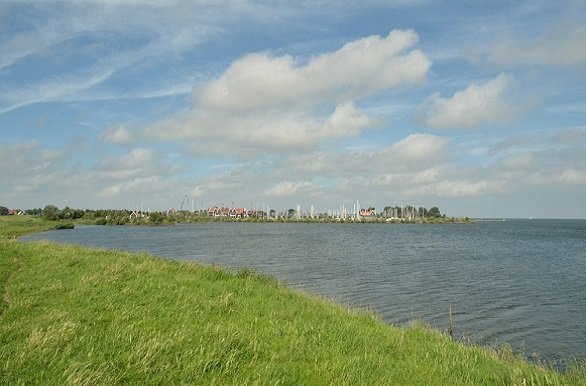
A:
[22,219,586,362]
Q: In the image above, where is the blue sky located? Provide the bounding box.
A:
[1,0,585,218]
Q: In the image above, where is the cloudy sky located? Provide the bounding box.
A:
[1,1,585,218]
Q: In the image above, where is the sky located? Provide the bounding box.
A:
[1,1,585,218]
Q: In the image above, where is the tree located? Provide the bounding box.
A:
[149,212,164,225]
[0,206,8,216]
[61,206,73,219]
[43,205,61,221]
[427,206,441,218]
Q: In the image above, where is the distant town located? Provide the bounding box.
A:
[1,201,471,225]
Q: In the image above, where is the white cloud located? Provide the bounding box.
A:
[499,153,537,171]
[145,29,429,153]
[524,168,586,187]
[387,133,450,163]
[171,132,454,209]
[96,148,168,180]
[410,180,505,197]
[490,22,586,68]
[0,31,46,71]
[286,133,450,178]
[479,130,586,192]
[324,102,384,137]
[101,175,173,197]
[416,74,517,129]
[2,2,585,219]
[0,141,61,178]
[264,181,312,197]
[0,70,114,115]
[6,126,582,215]
[0,1,218,114]
[559,169,586,185]
[153,102,382,152]
[0,139,187,208]
[197,29,430,111]
[99,125,134,145]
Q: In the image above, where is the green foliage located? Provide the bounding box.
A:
[149,212,164,224]
[428,206,441,217]
[0,216,71,239]
[53,223,75,230]
[42,204,61,220]
[41,205,84,221]
[18,204,467,226]
[565,358,586,381]
[0,206,8,216]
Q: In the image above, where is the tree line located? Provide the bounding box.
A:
[2,204,466,225]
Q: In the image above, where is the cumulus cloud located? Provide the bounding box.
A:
[152,103,382,153]
[101,175,173,198]
[145,29,430,152]
[0,140,185,207]
[4,128,580,216]
[480,128,586,193]
[95,147,174,181]
[0,141,62,179]
[198,29,430,110]
[288,133,450,177]
[99,125,134,145]
[172,132,453,209]
[416,74,518,129]
[388,133,450,163]
[0,140,94,206]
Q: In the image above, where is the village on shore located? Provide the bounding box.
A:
[1,202,472,225]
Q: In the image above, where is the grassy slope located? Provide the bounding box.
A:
[0,216,74,240]
[0,217,583,385]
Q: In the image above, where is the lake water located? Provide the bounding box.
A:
[22,219,586,363]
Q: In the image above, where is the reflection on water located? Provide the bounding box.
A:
[22,219,586,361]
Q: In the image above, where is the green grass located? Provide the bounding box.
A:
[1,217,585,385]
[0,215,74,239]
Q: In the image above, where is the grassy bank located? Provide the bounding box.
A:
[0,215,74,240]
[1,217,584,384]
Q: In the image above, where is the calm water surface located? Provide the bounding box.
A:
[23,219,586,362]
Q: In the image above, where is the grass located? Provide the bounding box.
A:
[1,216,585,385]
[0,215,74,239]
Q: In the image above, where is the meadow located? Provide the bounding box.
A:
[1,216,584,385]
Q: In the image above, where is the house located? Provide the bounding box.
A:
[207,206,221,217]
[229,208,248,218]
[207,206,247,218]
[247,210,266,218]
[359,208,376,217]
